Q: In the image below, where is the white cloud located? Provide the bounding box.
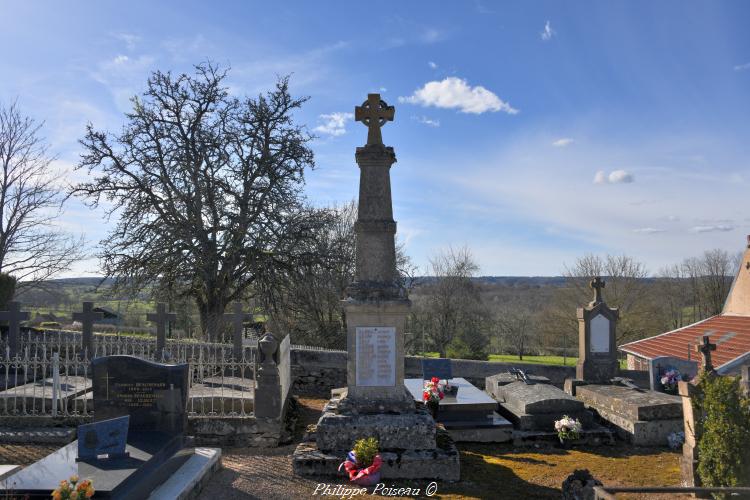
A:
[399,77,518,115]
[633,227,666,234]
[552,138,574,147]
[594,169,635,184]
[412,115,440,127]
[690,225,735,233]
[541,21,555,41]
[666,215,680,221]
[428,61,438,69]
[420,28,444,44]
[113,32,140,51]
[733,62,750,71]
[313,112,354,136]
[379,87,388,92]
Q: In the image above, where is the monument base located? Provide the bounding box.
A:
[316,387,435,450]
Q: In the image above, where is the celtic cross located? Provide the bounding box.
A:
[355,93,395,146]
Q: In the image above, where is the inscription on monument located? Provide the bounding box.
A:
[590,314,610,353]
[355,326,396,387]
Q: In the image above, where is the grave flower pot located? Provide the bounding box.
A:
[339,451,382,486]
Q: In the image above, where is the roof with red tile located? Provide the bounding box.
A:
[619,314,750,373]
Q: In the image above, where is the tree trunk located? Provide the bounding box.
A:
[198,293,229,342]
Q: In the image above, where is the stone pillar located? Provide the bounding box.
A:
[576,277,619,383]
[678,380,709,497]
[255,333,282,419]
[741,364,750,397]
[341,143,412,412]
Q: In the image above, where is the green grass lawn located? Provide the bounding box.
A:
[417,351,628,369]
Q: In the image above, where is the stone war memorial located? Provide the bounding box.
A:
[293,94,460,480]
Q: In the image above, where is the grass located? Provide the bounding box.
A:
[418,352,628,369]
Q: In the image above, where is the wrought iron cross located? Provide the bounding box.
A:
[223,302,252,360]
[0,301,30,356]
[590,276,605,304]
[73,302,104,355]
[695,335,717,373]
[147,303,177,353]
[355,93,395,146]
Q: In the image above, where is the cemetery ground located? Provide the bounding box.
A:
[199,397,682,499]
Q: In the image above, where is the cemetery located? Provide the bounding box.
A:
[1,3,750,498]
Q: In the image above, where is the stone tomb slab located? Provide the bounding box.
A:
[494,381,593,431]
[188,384,254,414]
[0,376,91,412]
[404,377,512,442]
[485,372,551,398]
[576,385,682,421]
[575,385,682,446]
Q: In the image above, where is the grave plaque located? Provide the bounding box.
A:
[590,314,610,353]
[92,355,188,434]
[77,415,129,460]
[355,326,396,386]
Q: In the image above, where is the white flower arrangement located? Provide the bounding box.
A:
[554,415,582,443]
[660,369,682,393]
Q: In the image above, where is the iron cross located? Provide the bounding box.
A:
[355,93,395,146]
[223,302,252,360]
[590,276,605,304]
[0,301,30,356]
[73,302,104,356]
[695,335,717,373]
[147,303,177,353]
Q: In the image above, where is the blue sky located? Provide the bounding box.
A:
[1,1,749,276]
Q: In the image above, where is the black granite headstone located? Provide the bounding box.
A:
[3,356,191,498]
[92,355,188,434]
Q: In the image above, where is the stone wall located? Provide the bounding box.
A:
[291,348,649,395]
[189,415,283,447]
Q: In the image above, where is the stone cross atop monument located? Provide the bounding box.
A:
[224,302,252,360]
[0,301,30,357]
[355,93,395,146]
[147,303,177,355]
[73,302,104,356]
[590,276,605,305]
[695,335,716,373]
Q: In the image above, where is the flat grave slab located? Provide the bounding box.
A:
[0,376,91,412]
[485,372,551,397]
[188,384,254,414]
[404,377,512,442]
[202,376,254,392]
[148,447,221,500]
[493,380,594,431]
[576,385,682,421]
[575,384,683,446]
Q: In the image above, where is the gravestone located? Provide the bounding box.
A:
[223,302,252,360]
[648,356,698,392]
[77,415,130,460]
[0,301,30,357]
[576,277,619,383]
[576,384,682,446]
[495,380,593,431]
[422,357,452,381]
[72,301,103,357]
[404,377,513,442]
[6,355,192,498]
[294,94,459,480]
[147,303,177,355]
[695,335,716,373]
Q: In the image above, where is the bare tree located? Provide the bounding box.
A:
[413,246,487,358]
[72,64,318,339]
[700,248,734,316]
[496,308,535,360]
[0,102,83,291]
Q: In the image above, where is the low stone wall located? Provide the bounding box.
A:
[291,348,650,395]
[189,415,283,447]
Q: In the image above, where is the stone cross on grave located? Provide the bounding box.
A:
[147,303,177,355]
[590,276,605,304]
[0,301,30,357]
[355,93,395,146]
[223,302,252,361]
[73,302,104,357]
[695,335,716,373]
